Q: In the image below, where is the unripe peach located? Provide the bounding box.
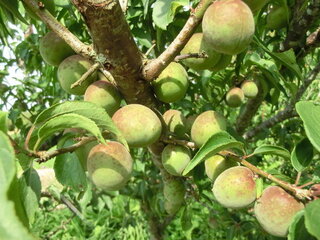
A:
[163,179,185,215]
[212,166,256,208]
[87,142,133,191]
[39,32,74,66]
[84,80,122,116]
[152,62,189,103]
[181,33,221,71]
[254,186,304,237]
[163,109,187,138]
[243,0,268,13]
[209,54,232,72]
[202,0,255,55]
[57,55,97,95]
[191,110,227,148]
[112,104,162,148]
[204,154,238,181]
[226,87,245,108]
[266,6,289,30]
[162,144,191,176]
[241,81,258,98]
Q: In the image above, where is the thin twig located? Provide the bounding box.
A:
[294,172,302,186]
[71,63,100,89]
[142,0,213,81]
[145,43,156,57]
[174,52,208,62]
[161,137,196,149]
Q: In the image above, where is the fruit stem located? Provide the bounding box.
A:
[71,63,100,89]
[225,152,311,200]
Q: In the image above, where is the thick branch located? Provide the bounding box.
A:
[282,0,320,54]
[71,0,158,107]
[244,62,320,140]
[22,0,94,59]
[142,0,213,81]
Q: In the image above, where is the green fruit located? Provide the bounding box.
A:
[254,186,304,237]
[163,179,185,215]
[241,81,258,98]
[204,154,238,181]
[152,62,189,103]
[57,55,98,95]
[24,0,55,20]
[163,109,187,138]
[84,80,122,116]
[185,114,198,134]
[39,31,75,66]
[266,6,289,30]
[212,166,256,208]
[112,104,162,148]
[226,87,245,108]
[243,0,268,13]
[87,141,133,191]
[191,110,227,148]
[181,33,221,71]
[210,54,232,72]
[37,168,63,191]
[162,144,191,176]
[202,0,255,55]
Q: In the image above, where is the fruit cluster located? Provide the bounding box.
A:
[37,0,300,237]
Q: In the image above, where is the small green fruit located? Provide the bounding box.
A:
[57,55,97,95]
[202,0,255,55]
[210,54,232,72]
[87,142,133,191]
[226,87,245,108]
[39,32,75,66]
[163,179,185,215]
[162,144,191,176]
[163,109,187,138]
[153,62,189,103]
[212,166,256,208]
[112,104,162,147]
[181,33,221,71]
[84,80,122,116]
[266,6,289,30]
[191,110,227,148]
[243,0,268,13]
[254,186,304,237]
[204,154,238,181]
[241,81,258,98]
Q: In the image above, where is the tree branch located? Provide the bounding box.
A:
[244,62,320,140]
[71,0,158,107]
[142,0,213,81]
[282,0,320,54]
[22,0,94,59]
[71,62,100,89]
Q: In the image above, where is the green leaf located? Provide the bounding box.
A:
[296,101,320,152]
[291,138,314,172]
[0,132,15,190]
[0,0,28,24]
[152,0,188,30]
[0,111,8,133]
[34,113,105,150]
[252,145,290,160]
[54,138,87,191]
[32,101,127,148]
[18,168,41,225]
[0,131,35,240]
[288,210,316,240]
[253,36,302,79]
[183,131,244,175]
[304,199,320,239]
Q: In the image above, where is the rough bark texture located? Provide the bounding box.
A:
[282,0,320,54]
[71,0,158,107]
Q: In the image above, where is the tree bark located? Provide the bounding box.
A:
[71,0,158,107]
